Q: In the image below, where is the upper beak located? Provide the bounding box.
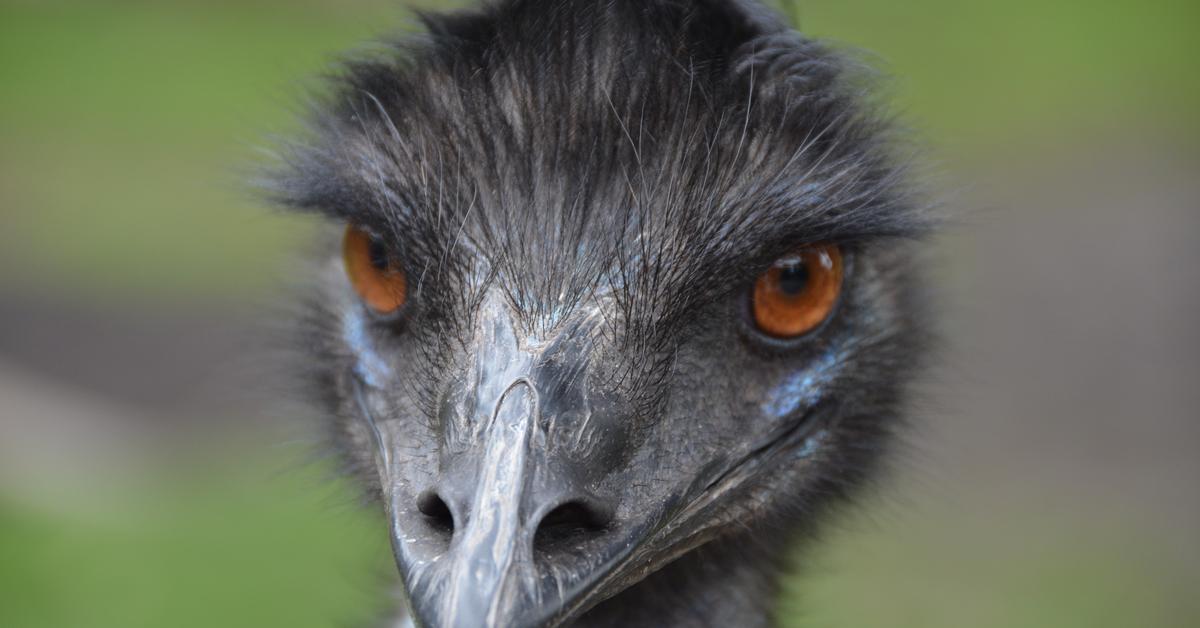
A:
[437,380,541,626]
[387,376,641,628]
[365,297,680,627]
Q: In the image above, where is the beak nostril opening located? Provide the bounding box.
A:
[534,500,609,551]
[416,490,455,534]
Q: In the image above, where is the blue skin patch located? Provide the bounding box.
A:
[343,309,392,388]
[760,349,841,420]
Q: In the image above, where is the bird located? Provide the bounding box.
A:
[266,0,931,626]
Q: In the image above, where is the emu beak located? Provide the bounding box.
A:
[390,378,631,628]
[381,298,638,628]
[437,381,539,626]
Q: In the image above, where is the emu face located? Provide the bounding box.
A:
[272,1,927,626]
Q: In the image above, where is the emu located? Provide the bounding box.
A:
[268,0,929,625]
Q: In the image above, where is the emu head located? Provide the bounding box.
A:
[270,0,928,626]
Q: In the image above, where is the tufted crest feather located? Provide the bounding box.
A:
[268,0,927,347]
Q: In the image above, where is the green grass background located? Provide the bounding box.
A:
[1,1,1196,626]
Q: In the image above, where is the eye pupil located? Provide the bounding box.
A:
[368,239,390,271]
[777,263,809,296]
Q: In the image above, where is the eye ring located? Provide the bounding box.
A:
[343,224,408,316]
[749,244,844,340]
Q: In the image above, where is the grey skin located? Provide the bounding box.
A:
[273,0,930,626]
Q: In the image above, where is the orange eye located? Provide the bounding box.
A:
[751,244,843,339]
[343,225,407,315]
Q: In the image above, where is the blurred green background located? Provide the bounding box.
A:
[1,1,1197,626]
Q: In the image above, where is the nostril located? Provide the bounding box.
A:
[534,500,609,551]
[416,490,455,534]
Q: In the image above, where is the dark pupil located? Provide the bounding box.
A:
[367,239,391,272]
[777,262,809,296]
